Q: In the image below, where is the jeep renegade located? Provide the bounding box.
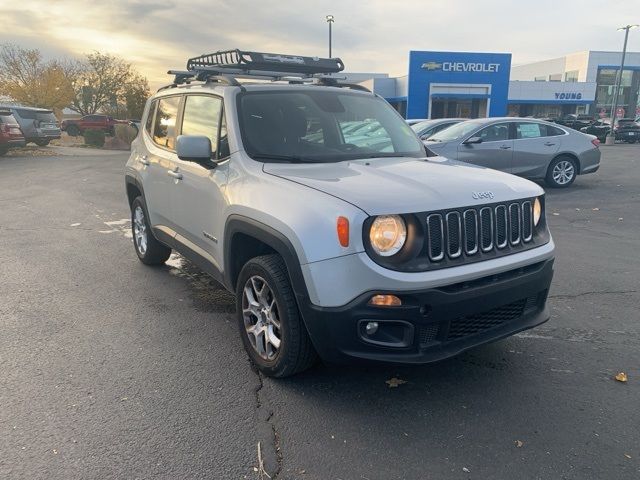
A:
[125,50,555,377]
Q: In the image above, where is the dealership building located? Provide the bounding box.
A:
[353,50,640,120]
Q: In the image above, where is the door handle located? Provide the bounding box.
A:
[499,145,511,150]
[167,169,183,180]
[544,142,556,146]
[139,155,149,165]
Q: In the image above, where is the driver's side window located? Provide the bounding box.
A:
[477,123,510,142]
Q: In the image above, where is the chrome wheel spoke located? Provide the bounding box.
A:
[133,206,147,254]
[242,275,282,361]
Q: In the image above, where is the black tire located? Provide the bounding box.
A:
[0,147,7,156]
[130,196,171,265]
[627,139,637,144]
[546,155,578,188]
[34,139,50,147]
[66,125,80,137]
[236,254,317,377]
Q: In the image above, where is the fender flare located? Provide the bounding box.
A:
[223,215,310,302]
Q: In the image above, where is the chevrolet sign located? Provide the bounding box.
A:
[421,61,501,73]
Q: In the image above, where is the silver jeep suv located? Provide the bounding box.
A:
[125,50,555,377]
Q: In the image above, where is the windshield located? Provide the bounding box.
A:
[428,120,482,142]
[237,90,425,162]
[410,120,438,133]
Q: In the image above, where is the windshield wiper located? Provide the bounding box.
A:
[249,153,313,163]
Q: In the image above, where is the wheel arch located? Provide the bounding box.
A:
[224,215,309,302]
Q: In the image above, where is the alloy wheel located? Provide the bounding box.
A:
[242,275,282,361]
[133,205,148,255]
[552,160,575,185]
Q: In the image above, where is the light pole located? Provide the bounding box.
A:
[326,15,334,58]
[606,24,638,145]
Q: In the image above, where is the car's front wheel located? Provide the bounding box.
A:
[546,156,577,188]
[131,197,171,265]
[236,254,317,377]
[34,139,50,147]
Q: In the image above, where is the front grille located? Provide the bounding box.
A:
[416,292,545,346]
[424,200,534,263]
[447,298,528,340]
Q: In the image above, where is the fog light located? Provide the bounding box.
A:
[369,294,402,307]
[365,321,379,335]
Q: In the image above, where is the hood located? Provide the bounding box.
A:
[263,156,544,216]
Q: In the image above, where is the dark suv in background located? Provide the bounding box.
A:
[0,109,26,156]
[0,105,61,146]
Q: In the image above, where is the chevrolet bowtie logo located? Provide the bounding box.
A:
[421,62,443,71]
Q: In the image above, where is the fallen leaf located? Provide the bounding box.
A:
[615,372,628,383]
[386,377,407,388]
[552,212,560,216]
[463,467,470,473]
[625,454,632,459]
[515,440,524,448]
[618,218,624,222]
[592,208,600,211]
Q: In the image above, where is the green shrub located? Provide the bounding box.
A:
[84,129,105,148]
[114,124,138,145]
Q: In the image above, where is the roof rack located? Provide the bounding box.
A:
[187,49,344,76]
[159,48,361,92]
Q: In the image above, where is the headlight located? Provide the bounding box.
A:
[533,197,542,226]
[369,215,407,256]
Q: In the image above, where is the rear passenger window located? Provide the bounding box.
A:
[545,125,565,137]
[181,95,222,156]
[153,96,181,150]
[145,101,156,135]
[516,123,544,139]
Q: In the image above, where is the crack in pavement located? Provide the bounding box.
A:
[549,290,637,299]
[252,366,282,479]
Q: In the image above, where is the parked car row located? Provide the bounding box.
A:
[406,117,601,188]
[0,104,61,149]
[579,118,640,143]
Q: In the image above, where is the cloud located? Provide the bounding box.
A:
[1,0,639,90]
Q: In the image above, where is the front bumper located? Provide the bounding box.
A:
[299,258,554,364]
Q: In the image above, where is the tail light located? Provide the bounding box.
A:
[0,124,9,134]
[591,138,600,148]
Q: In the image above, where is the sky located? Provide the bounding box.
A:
[2,0,640,89]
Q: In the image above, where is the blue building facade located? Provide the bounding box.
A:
[405,51,512,119]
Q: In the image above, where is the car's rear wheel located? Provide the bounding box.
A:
[546,156,577,188]
[131,196,171,265]
[66,125,80,137]
[34,139,50,147]
[236,254,317,377]
[0,147,7,156]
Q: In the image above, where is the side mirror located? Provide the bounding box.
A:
[463,136,483,145]
[176,135,214,166]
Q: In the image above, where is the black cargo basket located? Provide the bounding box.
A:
[186,49,344,76]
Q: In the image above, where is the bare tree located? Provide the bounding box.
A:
[69,52,135,116]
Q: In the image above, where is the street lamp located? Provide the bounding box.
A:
[326,15,334,58]
[606,24,639,145]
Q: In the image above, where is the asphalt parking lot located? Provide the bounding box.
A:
[1,146,638,480]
